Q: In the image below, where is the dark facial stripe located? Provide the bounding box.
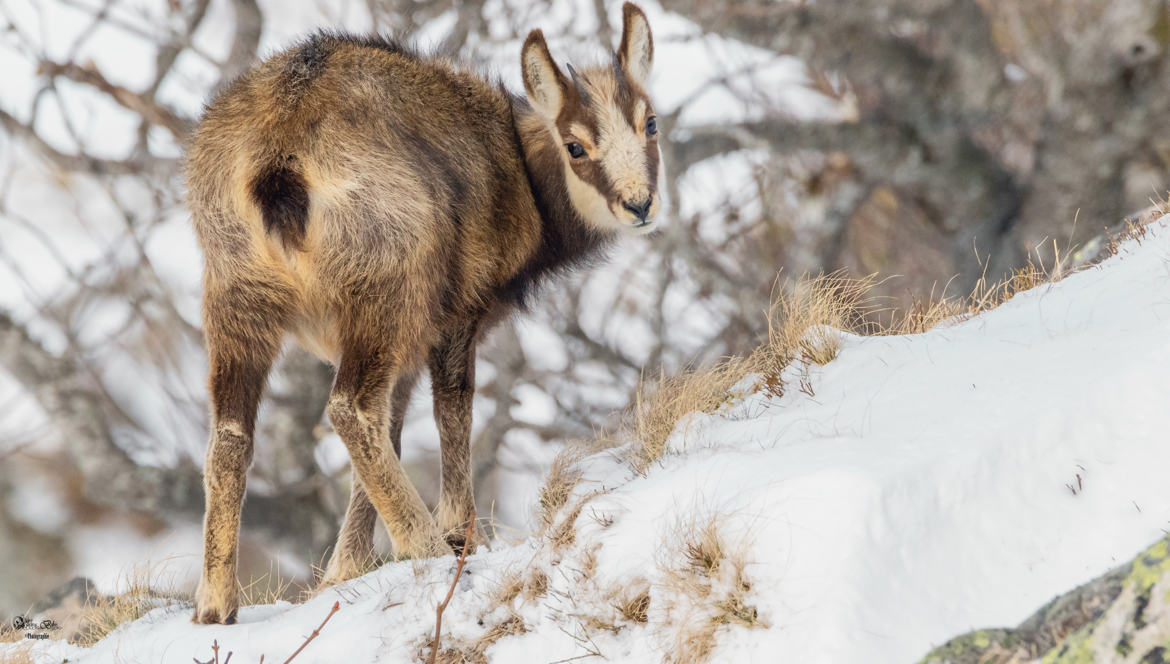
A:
[572,157,619,207]
[645,140,659,197]
[551,67,658,208]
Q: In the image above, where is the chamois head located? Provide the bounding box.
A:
[522,3,662,234]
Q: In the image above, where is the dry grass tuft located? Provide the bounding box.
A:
[630,355,759,471]
[679,519,728,578]
[486,565,544,608]
[536,447,586,534]
[1105,216,1154,257]
[0,643,34,664]
[659,516,765,664]
[76,564,183,647]
[967,258,1048,315]
[424,613,529,664]
[579,546,600,580]
[240,564,303,607]
[481,614,527,645]
[491,571,525,606]
[613,586,651,624]
[712,569,759,629]
[546,489,606,551]
[536,435,624,537]
[886,289,964,335]
[523,569,549,600]
[0,623,22,646]
[429,647,474,664]
[764,272,878,367]
[628,273,885,471]
[547,499,585,550]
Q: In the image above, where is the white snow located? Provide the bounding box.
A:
[11,218,1170,663]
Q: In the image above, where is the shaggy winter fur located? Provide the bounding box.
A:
[186,4,661,624]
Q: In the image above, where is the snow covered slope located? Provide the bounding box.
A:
[13,219,1170,663]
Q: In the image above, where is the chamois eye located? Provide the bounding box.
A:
[645,116,657,136]
[566,142,586,159]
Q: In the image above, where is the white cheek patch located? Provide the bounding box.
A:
[563,162,621,231]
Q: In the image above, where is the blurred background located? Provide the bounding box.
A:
[1,0,1166,617]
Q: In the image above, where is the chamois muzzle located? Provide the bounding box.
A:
[622,196,653,224]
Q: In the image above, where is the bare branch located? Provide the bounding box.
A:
[38,60,194,139]
[0,108,175,176]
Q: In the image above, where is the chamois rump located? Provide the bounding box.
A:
[186,3,663,624]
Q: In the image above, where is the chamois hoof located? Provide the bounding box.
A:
[444,526,486,557]
[192,582,238,625]
[445,533,473,557]
[193,604,237,625]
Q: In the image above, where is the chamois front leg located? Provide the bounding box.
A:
[429,323,480,554]
[327,346,450,560]
[319,371,418,588]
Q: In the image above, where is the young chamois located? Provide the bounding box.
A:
[186,4,662,624]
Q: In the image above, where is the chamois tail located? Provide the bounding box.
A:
[250,157,309,251]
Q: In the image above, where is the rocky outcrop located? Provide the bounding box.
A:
[920,537,1170,664]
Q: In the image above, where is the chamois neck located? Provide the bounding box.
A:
[502,95,611,306]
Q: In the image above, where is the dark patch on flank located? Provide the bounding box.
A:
[397,130,472,222]
[390,129,472,318]
[251,157,309,251]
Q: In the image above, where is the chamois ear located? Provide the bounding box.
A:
[617,2,653,86]
[522,29,568,119]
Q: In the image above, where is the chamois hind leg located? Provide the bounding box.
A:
[327,344,450,560]
[429,322,481,554]
[193,278,289,625]
[319,371,418,587]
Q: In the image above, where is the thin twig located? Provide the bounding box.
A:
[428,514,477,664]
[193,639,230,664]
[281,600,340,664]
[548,654,602,664]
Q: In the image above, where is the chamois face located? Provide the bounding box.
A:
[522,3,662,235]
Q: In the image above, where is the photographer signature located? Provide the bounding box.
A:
[10,616,60,639]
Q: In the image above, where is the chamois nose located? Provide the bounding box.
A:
[622,197,652,222]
